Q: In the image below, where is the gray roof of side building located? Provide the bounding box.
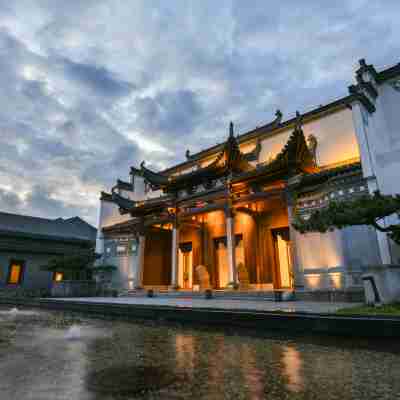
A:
[0,212,97,243]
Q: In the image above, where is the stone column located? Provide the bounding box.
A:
[135,234,146,288]
[286,192,304,289]
[225,208,238,285]
[171,221,180,288]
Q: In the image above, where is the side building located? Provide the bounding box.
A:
[0,212,96,292]
[96,59,400,298]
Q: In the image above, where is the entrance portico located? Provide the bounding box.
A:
[104,114,331,293]
[121,189,294,292]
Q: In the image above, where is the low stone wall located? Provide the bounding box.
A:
[51,281,119,298]
[295,289,365,303]
[21,299,400,338]
[51,281,98,297]
[0,287,51,298]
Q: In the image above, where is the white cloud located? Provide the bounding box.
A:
[0,0,399,225]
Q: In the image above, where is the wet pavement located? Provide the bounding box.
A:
[1,306,400,399]
[52,296,361,314]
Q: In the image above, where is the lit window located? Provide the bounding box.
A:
[117,245,126,253]
[54,272,63,282]
[7,261,24,285]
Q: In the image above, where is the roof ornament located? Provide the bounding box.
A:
[359,58,367,68]
[294,111,303,131]
[275,109,283,123]
[185,149,191,159]
[229,121,234,138]
[140,160,145,168]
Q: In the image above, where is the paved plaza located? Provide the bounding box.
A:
[52,296,361,314]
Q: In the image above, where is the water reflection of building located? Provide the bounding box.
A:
[96,59,400,297]
[175,334,196,376]
[282,345,303,393]
[240,344,265,400]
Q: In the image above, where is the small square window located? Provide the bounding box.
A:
[7,260,24,285]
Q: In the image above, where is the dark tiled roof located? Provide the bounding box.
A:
[377,62,400,83]
[100,191,113,201]
[116,179,133,191]
[0,212,96,242]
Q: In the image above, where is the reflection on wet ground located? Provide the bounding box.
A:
[0,306,400,399]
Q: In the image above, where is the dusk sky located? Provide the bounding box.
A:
[1,1,399,226]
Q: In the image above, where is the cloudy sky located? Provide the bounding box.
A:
[0,1,399,225]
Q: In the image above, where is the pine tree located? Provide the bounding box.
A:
[292,191,400,245]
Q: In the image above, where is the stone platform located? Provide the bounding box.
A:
[2,296,400,337]
[53,296,358,314]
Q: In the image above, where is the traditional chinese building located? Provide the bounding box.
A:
[0,213,96,292]
[96,59,400,297]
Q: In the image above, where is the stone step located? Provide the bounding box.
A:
[120,289,293,301]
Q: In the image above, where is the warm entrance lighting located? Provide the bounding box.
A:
[8,261,24,284]
[54,272,64,282]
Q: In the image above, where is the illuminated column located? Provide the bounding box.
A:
[286,192,304,289]
[135,234,146,288]
[225,208,237,284]
[171,221,180,287]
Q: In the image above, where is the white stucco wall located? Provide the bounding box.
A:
[294,229,346,290]
[351,76,400,264]
[258,108,360,167]
[363,81,400,195]
[95,198,132,257]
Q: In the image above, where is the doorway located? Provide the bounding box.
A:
[178,242,193,289]
[272,228,293,288]
[214,234,244,288]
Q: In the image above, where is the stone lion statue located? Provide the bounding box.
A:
[195,265,211,289]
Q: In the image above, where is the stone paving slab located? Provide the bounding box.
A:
[52,297,361,314]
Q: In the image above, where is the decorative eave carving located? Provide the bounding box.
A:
[130,122,256,193]
[139,161,170,188]
[111,187,173,217]
[224,122,254,174]
[111,190,136,214]
[242,139,262,162]
[116,179,133,191]
[270,111,316,174]
[232,112,317,185]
